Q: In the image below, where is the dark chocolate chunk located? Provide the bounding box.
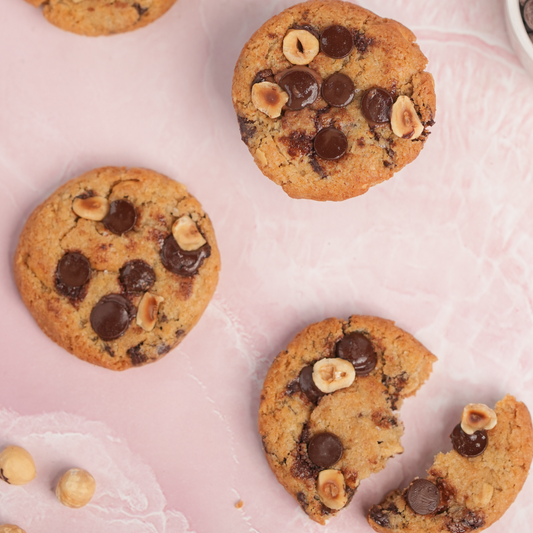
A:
[252,69,275,86]
[361,87,393,126]
[161,236,211,277]
[524,0,533,31]
[103,199,137,235]
[450,424,488,458]
[336,332,377,375]
[237,115,257,145]
[299,365,324,403]
[119,260,156,292]
[369,506,391,528]
[90,294,136,341]
[133,3,148,16]
[57,252,91,288]
[322,73,355,107]
[406,479,440,515]
[353,31,373,53]
[320,25,354,59]
[278,67,320,111]
[314,127,348,160]
[128,343,148,366]
[308,432,343,468]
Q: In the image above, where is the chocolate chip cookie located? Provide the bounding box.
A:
[23,0,178,36]
[14,167,220,371]
[368,395,533,533]
[258,315,437,524]
[232,0,436,201]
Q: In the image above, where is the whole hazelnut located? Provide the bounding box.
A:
[0,526,26,533]
[0,446,36,485]
[56,468,96,508]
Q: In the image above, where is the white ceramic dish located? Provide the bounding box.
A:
[505,0,533,77]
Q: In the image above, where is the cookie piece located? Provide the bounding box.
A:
[14,167,220,371]
[24,0,178,36]
[368,395,533,533]
[232,0,436,201]
[258,316,437,524]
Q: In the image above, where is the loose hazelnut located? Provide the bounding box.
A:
[283,29,320,65]
[136,292,164,332]
[461,403,497,435]
[0,526,26,533]
[251,82,289,119]
[172,215,207,251]
[56,468,96,508]
[72,196,110,221]
[390,95,424,140]
[0,446,36,485]
[312,358,355,393]
[317,469,348,510]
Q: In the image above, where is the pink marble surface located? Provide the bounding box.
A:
[1,0,533,531]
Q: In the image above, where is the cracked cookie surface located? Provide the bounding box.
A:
[232,0,436,201]
[368,395,533,533]
[258,315,437,524]
[14,167,220,371]
[24,0,178,36]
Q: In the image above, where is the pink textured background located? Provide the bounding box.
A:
[1,0,533,531]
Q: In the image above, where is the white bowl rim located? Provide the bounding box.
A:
[506,0,533,59]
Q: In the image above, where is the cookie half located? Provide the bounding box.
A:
[232,0,436,201]
[258,315,437,524]
[14,167,220,371]
[368,395,533,533]
[24,0,178,36]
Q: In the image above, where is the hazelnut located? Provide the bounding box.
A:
[312,358,355,393]
[0,446,36,485]
[72,196,110,221]
[390,95,424,140]
[283,29,320,65]
[251,82,289,119]
[56,468,96,508]
[466,483,494,509]
[172,215,207,251]
[136,292,164,332]
[0,526,26,533]
[461,403,497,435]
[316,469,348,510]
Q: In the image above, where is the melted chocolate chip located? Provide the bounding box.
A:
[320,25,354,59]
[406,479,440,515]
[299,365,324,404]
[369,506,391,528]
[322,73,355,107]
[450,424,488,458]
[90,294,136,341]
[161,236,211,277]
[336,332,377,375]
[57,252,91,288]
[278,68,320,111]
[361,87,393,126]
[238,115,256,145]
[103,199,137,235]
[314,127,348,160]
[252,69,275,86]
[119,260,156,292]
[308,432,343,468]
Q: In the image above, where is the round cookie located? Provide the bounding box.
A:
[368,395,533,533]
[24,0,178,36]
[258,315,437,524]
[14,167,220,371]
[232,0,436,201]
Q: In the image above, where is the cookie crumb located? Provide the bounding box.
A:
[235,500,244,509]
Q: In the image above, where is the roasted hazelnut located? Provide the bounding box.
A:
[316,469,348,510]
[172,215,207,251]
[0,446,36,485]
[56,468,96,508]
[251,82,289,119]
[390,95,424,140]
[312,358,355,393]
[72,196,110,221]
[0,525,26,533]
[136,292,164,332]
[283,29,320,65]
[461,403,497,435]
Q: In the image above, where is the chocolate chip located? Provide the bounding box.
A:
[314,127,348,160]
[322,73,355,107]
[308,432,343,468]
[320,25,354,59]
[524,0,533,31]
[450,424,488,458]
[252,69,275,86]
[57,252,91,288]
[369,506,391,528]
[90,294,136,341]
[119,260,156,292]
[299,365,324,403]
[103,199,137,235]
[336,332,377,375]
[361,87,393,126]
[161,236,211,277]
[237,115,257,145]
[278,67,320,111]
[128,343,147,366]
[406,479,440,515]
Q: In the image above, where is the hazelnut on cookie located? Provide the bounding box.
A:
[232,0,436,201]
